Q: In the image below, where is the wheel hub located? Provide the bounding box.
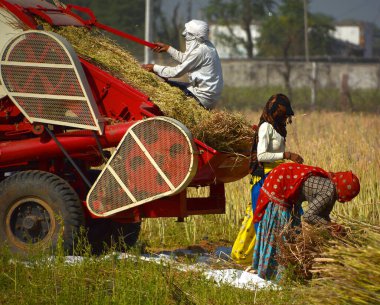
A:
[6,198,55,247]
[22,215,40,230]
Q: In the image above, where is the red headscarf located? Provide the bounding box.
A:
[253,163,360,222]
[329,171,360,203]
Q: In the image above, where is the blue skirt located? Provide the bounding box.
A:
[252,202,301,281]
[251,173,269,232]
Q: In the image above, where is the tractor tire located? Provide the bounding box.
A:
[87,218,141,254]
[0,170,84,254]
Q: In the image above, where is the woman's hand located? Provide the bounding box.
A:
[284,152,304,164]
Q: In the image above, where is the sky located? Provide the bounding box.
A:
[163,0,380,28]
[310,0,380,27]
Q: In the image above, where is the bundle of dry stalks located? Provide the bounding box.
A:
[275,223,332,281]
[39,23,252,153]
[276,219,380,304]
[303,228,380,304]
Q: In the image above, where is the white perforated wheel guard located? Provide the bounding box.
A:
[86,117,198,217]
[0,30,103,133]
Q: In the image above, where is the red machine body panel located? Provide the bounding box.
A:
[0,0,250,222]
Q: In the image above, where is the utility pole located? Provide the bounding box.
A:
[303,0,309,62]
[303,0,316,108]
[144,0,153,64]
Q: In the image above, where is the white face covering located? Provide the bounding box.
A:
[182,30,198,54]
[185,39,198,55]
[184,20,209,41]
[183,20,209,54]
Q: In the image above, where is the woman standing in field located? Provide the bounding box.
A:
[232,94,303,265]
[252,163,360,281]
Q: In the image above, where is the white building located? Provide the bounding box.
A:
[331,22,374,58]
[209,24,260,59]
[210,22,374,59]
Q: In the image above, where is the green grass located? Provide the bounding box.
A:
[219,86,380,113]
[0,244,299,305]
[2,228,378,305]
[140,180,251,249]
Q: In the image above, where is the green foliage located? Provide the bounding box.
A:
[68,0,145,60]
[257,2,304,57]
[219,86,380,113]
[68,0,184,57]
[204,0,276,58]
[69,0,145,35]
[308,13,336,56]
[152,0,183,49]
[205,0,275,25]
[257,0,335,57]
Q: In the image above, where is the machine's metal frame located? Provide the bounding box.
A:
[0,0,250,223]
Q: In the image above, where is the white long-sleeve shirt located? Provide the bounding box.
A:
[153,41,224,109]
[257,122,285,162]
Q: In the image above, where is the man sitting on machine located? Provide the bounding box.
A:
[142,20,224,110]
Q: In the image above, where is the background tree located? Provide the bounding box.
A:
[204,0,276,59]
[68,0,190,60]
[69,0,146,59]
[308,13,335,56]
[152,0,196,61]
[152,0,187,50]
[256,0,335,97]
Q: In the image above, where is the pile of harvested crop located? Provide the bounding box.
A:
[40,23,253,153]
[275,217,380,304]
[301,226,380,304]
[275,223,330,281]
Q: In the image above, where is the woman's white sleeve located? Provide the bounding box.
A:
[257,123,284,162]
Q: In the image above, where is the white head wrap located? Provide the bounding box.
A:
[184,20,209,42]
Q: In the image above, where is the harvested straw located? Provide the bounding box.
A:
[0,9,29,31]
[275,220,378,281]
[40,23,253,153]
[275,223,331,281]
[276,219,380,305]
[302,228,380,305]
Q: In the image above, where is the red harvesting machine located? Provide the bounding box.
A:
[0,0,249,253]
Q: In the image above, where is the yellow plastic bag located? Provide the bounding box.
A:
[231,204,256,265]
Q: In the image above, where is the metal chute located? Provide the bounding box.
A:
[0,30,103,133]
[87,117,198,216]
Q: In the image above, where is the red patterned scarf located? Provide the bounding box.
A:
[329,171,360,203]
[253,163,360,222]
